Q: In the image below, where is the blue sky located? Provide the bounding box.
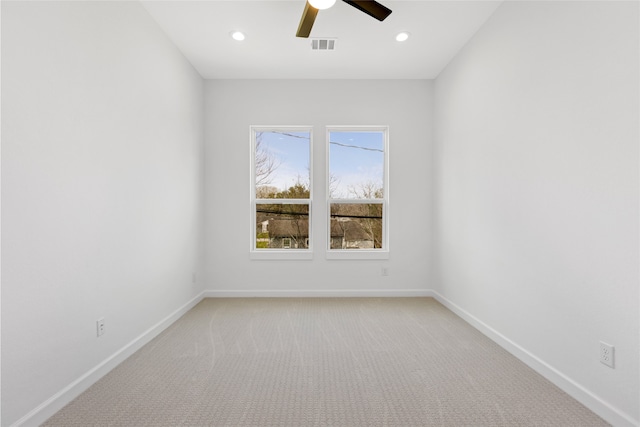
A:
[257,130,384,198]
[329,131,384,198]
[257,131,310,191]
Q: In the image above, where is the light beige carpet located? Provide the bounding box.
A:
[43,298,609,426]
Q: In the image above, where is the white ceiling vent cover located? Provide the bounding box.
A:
[311,38,337,51]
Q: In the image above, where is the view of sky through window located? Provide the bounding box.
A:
[329,131,384,199]
[255,131,310,195]
[255,130,384,199]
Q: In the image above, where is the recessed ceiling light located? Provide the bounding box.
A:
[230,31,245,41]
[395,32,410,42]
[309,0,336,10]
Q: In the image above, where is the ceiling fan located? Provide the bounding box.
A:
[296,0,392,38]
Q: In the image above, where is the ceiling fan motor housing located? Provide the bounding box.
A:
[296,0,392,38]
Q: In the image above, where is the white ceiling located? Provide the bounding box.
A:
[141,0,502,79]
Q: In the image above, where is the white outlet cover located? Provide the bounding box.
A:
[600,342,614,368]
[97,318,105,337]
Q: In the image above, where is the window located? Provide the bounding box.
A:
[327,127,388,259]
[250,125,388,260]
[282,238,291,249]
[250,127,312,259]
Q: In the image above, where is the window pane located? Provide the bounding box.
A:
[256,203,310,249]
[255,130,310,199]
[330,203,383,249]
[329,131,384,199]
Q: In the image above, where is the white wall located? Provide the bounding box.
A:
[205,80,433,295]
[434,1,638,425]
[1,2,205,425]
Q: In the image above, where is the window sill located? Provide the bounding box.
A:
[250,250,313,260]
[325,250,389,260]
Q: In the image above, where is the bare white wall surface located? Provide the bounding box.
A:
[434,1,638,425]
[1,1,205,425]
[205,80,433,295]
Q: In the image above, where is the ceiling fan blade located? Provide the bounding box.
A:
[296,1,319,38]
[342,0,392,21]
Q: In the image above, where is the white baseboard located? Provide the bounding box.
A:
[12,292,205,427]
[430,291,638,427]
[203,289,434,298]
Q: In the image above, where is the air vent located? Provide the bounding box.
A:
[311,38,336,51]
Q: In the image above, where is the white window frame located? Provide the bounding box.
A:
[326,126,389,260]
[250,126,313,260]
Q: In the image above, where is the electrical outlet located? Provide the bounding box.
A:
[96,318,105,337]
[192,273,197,284]
[600,342,614,368]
